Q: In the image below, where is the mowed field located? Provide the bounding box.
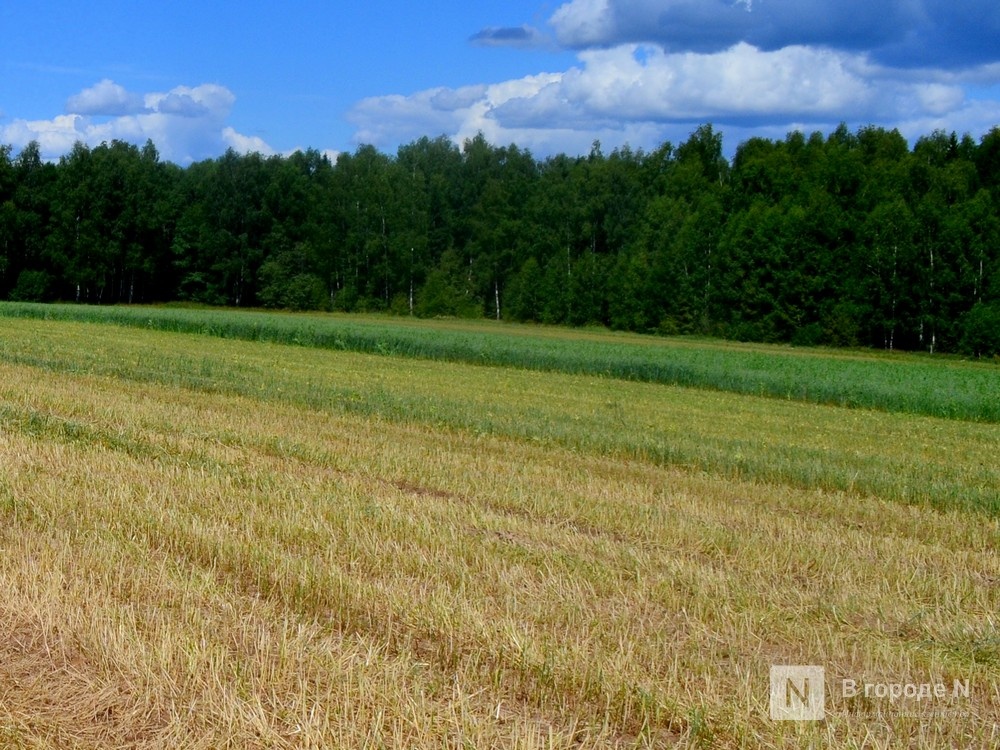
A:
[0,309,998,748]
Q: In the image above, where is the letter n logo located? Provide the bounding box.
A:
[770,665,825,720]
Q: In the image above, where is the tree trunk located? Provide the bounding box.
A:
[409,247,414,315]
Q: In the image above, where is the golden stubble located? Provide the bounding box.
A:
[0,335,997,748]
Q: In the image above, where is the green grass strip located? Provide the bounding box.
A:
[2,301,998,423]
[3,317,999,516]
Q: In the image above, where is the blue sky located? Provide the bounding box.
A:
[2,1,999,164]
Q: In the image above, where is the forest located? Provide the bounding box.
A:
[1,123,999,355]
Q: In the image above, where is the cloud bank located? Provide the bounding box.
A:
[350,0,1000,156]
[1,80,275,163]
[549,0,1000,68]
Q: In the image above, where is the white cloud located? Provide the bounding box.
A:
[1,80,273,164]
[1,114,88,158]
[349,84,491,148]
[550,0,613,49]
[562,43,977,124]
[66,79,147,116]
[344,1,999,157]
[145,84,236,119]
[222,127,276,156]
[347,42,990,157]
[886,97,1000,146]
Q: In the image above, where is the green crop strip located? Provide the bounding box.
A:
[2,302,997,423]
[2,315,998,515]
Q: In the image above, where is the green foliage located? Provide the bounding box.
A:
[9,269,52,301]
[258,245,329,311]
[503,257,544,322]
[820,301,864,347]
[959,302,1000,357]
[2,125,1000,355]
[259,270,327,311]
[790,322,824,347]
[414,247,481,318]
[415,269,480,318]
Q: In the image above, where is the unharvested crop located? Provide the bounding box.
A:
[2,302,999,422]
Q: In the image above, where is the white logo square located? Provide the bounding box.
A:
[770,665,825,721]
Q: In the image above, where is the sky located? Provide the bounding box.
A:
[2,1,999,164]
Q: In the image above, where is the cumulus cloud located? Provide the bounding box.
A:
[65,79,147,116]
[145,84,236,119]
[222,127,276,156]
[1,115,90,158]
[153,93,210,118]
[1,80,273,163]
[345,0,1000,156]
[549,0,1000,69]
[347,41,998,156]
[349,84,491,148]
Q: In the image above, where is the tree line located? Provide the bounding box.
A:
[2,124,999,355]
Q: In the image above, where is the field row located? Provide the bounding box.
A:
[1,317,998,515]
[2,302,999,422]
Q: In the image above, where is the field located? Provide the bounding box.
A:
[0,307,998,748]
[5,302,1000,423]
